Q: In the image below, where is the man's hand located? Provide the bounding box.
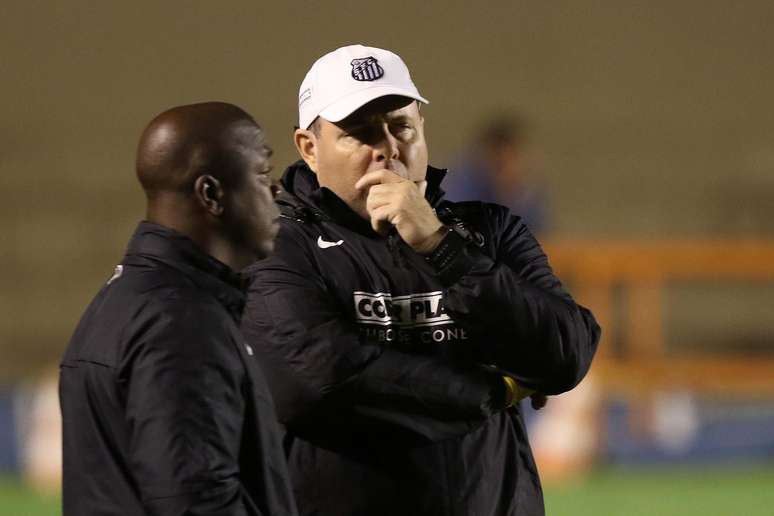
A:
[530,393,548,410]
[503,376,548,410]
[503,376,532,407]
[355,169,445,254]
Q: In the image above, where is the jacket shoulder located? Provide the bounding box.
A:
[63,265,230,368]
[442,199,519,225]
[245,216,322,276]
[441,200,529,248]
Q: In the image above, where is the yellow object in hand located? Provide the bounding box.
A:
[502,376,535,408]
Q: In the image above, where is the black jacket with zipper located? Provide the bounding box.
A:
[60,222,298,516]
[241,161,600,516]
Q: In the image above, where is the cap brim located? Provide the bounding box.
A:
[318,85,429,123]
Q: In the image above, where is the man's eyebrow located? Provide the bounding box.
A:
[386,114,411,123]
[338,120,371,132]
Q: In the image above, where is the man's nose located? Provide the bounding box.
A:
[372,126,400,163]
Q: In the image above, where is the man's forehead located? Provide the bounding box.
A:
[229,122,264,143]
[337,96,419,125]
[229,123,271,155]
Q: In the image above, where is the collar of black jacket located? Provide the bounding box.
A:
[124,222,247,318]
[277,160,448,233]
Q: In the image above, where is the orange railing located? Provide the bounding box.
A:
[542,240,774,396]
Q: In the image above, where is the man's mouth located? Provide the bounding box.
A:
[385,159,409,179]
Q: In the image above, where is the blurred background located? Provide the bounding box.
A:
[2,1,774,514]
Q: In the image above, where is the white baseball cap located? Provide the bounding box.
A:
[297,44,429,129]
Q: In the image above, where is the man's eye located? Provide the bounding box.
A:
[393,125,414,139]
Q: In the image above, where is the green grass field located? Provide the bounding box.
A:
[3,465,774,516]
[544,465,774,516]
[0,477,59,516]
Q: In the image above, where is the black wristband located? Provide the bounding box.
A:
[426,226,466,269]
[426,225,478,285]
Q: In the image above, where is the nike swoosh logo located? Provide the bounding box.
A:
[317,236,344,249]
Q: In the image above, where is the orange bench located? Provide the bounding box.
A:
[542,240,774,396]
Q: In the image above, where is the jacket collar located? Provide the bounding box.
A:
[278,160,448,232]
[124,222,247,318]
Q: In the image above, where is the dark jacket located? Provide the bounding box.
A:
[60,222,298,516]
[241,162,600,516]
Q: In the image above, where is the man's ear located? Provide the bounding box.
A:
[294,128,318,172]
[194,175,224,216]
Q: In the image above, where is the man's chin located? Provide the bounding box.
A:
[252,240,275,262]
[349,201,370,221]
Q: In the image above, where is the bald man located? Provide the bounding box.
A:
[59,102,298,516]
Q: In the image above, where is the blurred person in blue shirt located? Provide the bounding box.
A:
[444,114,549,234]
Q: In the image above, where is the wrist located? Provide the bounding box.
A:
[413,223,447,255]
[425,224,478,284]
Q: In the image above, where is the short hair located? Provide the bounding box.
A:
[477,114,529,150]
[308,117,322,136]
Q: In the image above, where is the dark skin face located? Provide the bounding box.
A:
[219,122,278,261]
[136,102,279,270]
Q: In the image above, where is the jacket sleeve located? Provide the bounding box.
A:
[241,231,505,443]
[436,204,601,395]
[121,296,253,516]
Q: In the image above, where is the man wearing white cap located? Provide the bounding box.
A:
[242,44,600,516]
